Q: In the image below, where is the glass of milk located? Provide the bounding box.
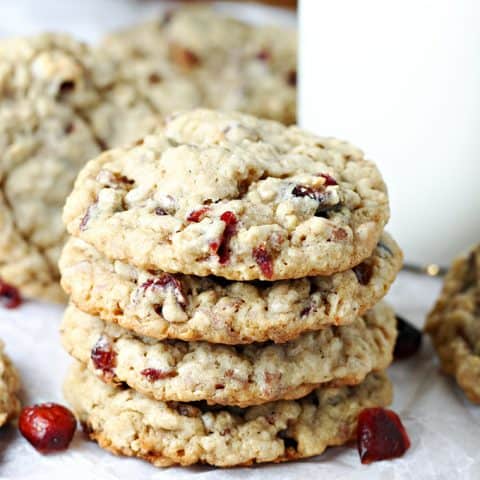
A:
[299,0,480,268]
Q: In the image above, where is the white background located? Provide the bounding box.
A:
[299,0,480,267]
[0,1,479,479]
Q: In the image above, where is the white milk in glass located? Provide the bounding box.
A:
[299,0,480,267]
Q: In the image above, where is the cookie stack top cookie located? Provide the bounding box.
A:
[63,109,390,281]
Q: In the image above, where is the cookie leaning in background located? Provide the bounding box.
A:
[0,341,21,428]
[0,34,157,302]
[426,244,480,403]
[59,234,402,344]
[65,362,392,467]
[0,8,297,302]
[100,6,297,125]
[61,302,396,407]
[63,109,390,281]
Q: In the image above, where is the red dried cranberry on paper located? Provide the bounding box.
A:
[19,403,77,453]
[394,315,422,360]
[357,407,410,464]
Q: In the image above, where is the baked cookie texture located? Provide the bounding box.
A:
[59,234,402,344]
[0,8,298,302]
[63,109,389,281]
[65,362,392,467]
[0,34,103,302]
[0,341,21,428]
[0,32,156,148]
[0,99,100,302]
[100,6,297,125]
[0,34,155,302]
[61,302,396,407]
[426,243,480,403]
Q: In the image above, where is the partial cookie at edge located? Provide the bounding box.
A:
[0,341,21,427]
[426,243,480,403]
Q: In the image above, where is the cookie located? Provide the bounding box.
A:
[63,109,389,281]
[426,244,480,403]
[100,6,297,125]
[60,234,401,344]
[0,341,21,428]
[0,99,100,302]
[61,302,395,407]
[0,34,155,301]
[0,33,109,110]
[64,362,392,467]
[86,82,158,150]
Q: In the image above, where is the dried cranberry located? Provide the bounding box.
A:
[292,184,324,201]
[141,368,177,382]
[19,403,77,454]
[286,69,297,87]
[215,211,238,264]
[141,273,187,308]
[394,315,422,360]
[320,173,338,186]
[353,262,373,285]
[357,407,410,464]
[209,240,220,253]
[187,207,209,222]
[91,336,116,378]
[252,246,274,279]
[256,49,271,61]
[0,279,21,309]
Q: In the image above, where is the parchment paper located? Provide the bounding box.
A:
[0,1,479,478]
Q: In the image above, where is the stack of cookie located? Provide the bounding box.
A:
[59,109,402,467]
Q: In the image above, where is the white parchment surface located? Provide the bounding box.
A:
[0,1,479,478]
[2,272,479,479]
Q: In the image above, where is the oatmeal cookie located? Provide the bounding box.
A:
[426,244,480,403]
[60,234,401,343]
[64,109,389,281]
[0,341,21,428]
[64,362,392,467]
[100,6,297,124]
[61,302,396,407]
